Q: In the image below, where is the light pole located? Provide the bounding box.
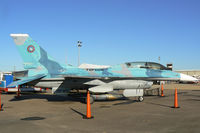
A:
[158,56,160,64]
[77,41,82,66]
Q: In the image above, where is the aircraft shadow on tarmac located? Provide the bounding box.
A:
[145,102,172,108]
[110,97,174,107]
[184,94,200,98]
[9,93,132,104]
[9,94,83,102]
[181,91,200,98]
[192,90,200,91]
[21,116,46,121]
[186,98,200,102]
[163,91,188,97]
[112,100,138,106]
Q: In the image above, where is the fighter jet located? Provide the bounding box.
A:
[9,34,198,102]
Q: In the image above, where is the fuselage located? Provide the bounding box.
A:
[28,62,181,81]
[10,34,198,90]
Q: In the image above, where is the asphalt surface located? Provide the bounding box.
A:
[0,83,200,133]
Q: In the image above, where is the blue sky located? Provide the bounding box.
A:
[0,0,200,71]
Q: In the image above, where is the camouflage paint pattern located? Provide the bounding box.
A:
[10,34,181,80]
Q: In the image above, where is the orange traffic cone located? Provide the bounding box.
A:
[161,83,164,97]
[0,90,3,111]
[173,88,180,108]
[84,90,94,119]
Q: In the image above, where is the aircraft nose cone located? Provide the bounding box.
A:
[180,73,198,83]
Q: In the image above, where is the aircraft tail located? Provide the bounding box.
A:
[10,34,66,75]
[10,34,42,69]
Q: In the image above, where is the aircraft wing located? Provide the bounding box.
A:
[7,74,46,88]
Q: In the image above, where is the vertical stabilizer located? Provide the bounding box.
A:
[10,34,66,77]
[10,34,42,69]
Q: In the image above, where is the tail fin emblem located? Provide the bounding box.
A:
[27,45,35,53]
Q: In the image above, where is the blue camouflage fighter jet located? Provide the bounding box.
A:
[9,34,198,102]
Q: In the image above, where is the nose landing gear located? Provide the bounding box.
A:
[138,96,144,102]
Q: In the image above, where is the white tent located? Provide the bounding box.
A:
[79,63,110,69]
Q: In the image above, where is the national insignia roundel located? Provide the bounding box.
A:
[27,45,35,53]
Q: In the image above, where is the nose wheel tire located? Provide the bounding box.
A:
[138,96,144,102]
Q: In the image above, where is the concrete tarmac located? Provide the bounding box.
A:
[0,83,200,133]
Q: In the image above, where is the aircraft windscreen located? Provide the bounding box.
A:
[126,62,146,68]
[126,62,168,70]
[147,62,167,70]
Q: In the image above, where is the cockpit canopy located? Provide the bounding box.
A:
[125,62,169,70]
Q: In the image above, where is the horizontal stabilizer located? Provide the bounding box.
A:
[7,74,46,88]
